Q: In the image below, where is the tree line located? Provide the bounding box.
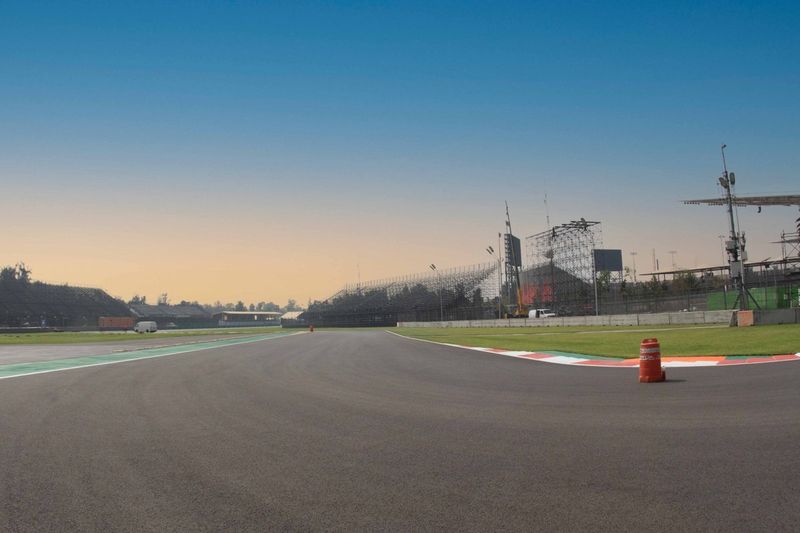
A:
[127,294,303,313]
[1,263,304,315]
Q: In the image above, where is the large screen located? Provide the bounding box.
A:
[593,249,623,271]
[504,234,522,267]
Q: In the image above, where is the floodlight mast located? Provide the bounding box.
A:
[486,244,503,319]
[720,144,748,310]
[429,264,444,322]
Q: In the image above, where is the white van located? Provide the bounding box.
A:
[133,321,158,333]
[528,309,557,319]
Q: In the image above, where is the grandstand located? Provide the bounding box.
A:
[303,263,500,326]
[519,264,594,315]
[280,311,306,328]
[0,280,131,328]
[212,311,281,327]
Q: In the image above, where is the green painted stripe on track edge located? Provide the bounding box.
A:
[0,333,298,380]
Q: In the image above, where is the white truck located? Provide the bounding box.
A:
[528,308,557,319]
[133,321,158,333]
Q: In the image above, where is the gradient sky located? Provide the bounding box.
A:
[2,1,798,305]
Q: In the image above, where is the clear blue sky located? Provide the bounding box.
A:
[1,1,798,302]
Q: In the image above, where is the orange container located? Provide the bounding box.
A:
[639,338,666,383]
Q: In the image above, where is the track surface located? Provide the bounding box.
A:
[1,330,798,531]
[0,333,268,365]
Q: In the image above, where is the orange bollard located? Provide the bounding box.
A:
[639,338,665,383]
[309,324,314,332]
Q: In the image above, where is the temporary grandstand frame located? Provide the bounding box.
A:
[524,219,602,315]
[304,262,501,326]
[777,230,800,260]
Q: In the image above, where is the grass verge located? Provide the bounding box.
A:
[389,323,800,358]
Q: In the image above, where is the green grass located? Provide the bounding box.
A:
[389,323,800,358]
[0,326,284,345]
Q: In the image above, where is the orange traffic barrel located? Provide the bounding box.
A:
[309,324,315,332]
[639,338,665,383]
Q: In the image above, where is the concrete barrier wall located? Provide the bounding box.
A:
[753,308,800,325]
[704,310,737,325]
[397,310,736,328]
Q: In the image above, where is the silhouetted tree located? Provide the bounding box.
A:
[15,262,31,283]
[0,266,16,283]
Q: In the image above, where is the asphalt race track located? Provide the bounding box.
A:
[0,333,274,366]
[1,330,798,531]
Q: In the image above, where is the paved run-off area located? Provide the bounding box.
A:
[1,330,798,531]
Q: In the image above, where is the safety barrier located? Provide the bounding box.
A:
[397,310,735,328]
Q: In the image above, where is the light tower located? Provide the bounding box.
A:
[718,144,749,309]
[629,251,638,282]
[668,250,677,270]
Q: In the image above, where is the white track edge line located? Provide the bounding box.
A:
[0,332,304,381]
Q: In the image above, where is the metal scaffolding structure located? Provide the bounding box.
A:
[523,219,602,315]
[777,230,800,260]
[304,262,501,326]
[682,147,800,310]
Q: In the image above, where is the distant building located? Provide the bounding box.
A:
[212,311,281,327]
[280,311,306,328]
[129,303,215,329]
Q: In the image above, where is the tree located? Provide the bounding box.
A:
[673,271,700,292]
[128,295,145,304]
[0,264,32,284]
[157,293,169,305]
[0,266,16,283]
[623,266,634,282]
[15,262,31,283]
[235,301,246,311]
[595,270,612,293]
[284,299,300,312]
[248,303,256,311]
[644,276,664,298]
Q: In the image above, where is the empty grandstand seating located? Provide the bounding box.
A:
[303,263,499,326]
[0,280,132,328]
